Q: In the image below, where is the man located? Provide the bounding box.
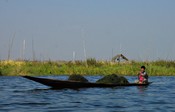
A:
[137,66,148,84]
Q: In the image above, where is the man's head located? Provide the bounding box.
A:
[141,66,146,72]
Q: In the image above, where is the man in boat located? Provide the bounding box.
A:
[136,66,148,84]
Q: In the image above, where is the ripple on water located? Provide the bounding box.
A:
[0,76,175,112]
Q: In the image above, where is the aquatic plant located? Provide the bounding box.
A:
[68,74,89,82]
[96,74,129,84]
[0,59,175,76]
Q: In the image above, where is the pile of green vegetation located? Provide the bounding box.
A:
[96,74,129,84]
[68,74,88,82]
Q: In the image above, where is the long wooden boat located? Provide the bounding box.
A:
[22,76,151,89]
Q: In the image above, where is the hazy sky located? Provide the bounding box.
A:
[0,0,175,61]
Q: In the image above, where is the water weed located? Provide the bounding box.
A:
[0,60,174,76]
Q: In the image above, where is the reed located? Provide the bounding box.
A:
[0,59,175,76]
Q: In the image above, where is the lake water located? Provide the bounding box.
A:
[0,76,175,112]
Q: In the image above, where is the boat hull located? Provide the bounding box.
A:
[22,76,151,89]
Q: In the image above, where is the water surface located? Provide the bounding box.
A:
[0,76,175,112]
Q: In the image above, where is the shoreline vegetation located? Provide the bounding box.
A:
[0,59,175,76]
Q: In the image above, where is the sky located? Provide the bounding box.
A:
[0,0,175,61]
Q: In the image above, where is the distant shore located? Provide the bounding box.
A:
[0,59,175,76]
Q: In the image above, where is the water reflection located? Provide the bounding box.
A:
[137,86,148,93]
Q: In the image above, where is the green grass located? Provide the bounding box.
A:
[0,59,175,76]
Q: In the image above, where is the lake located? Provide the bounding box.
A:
[0,76,175,112]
